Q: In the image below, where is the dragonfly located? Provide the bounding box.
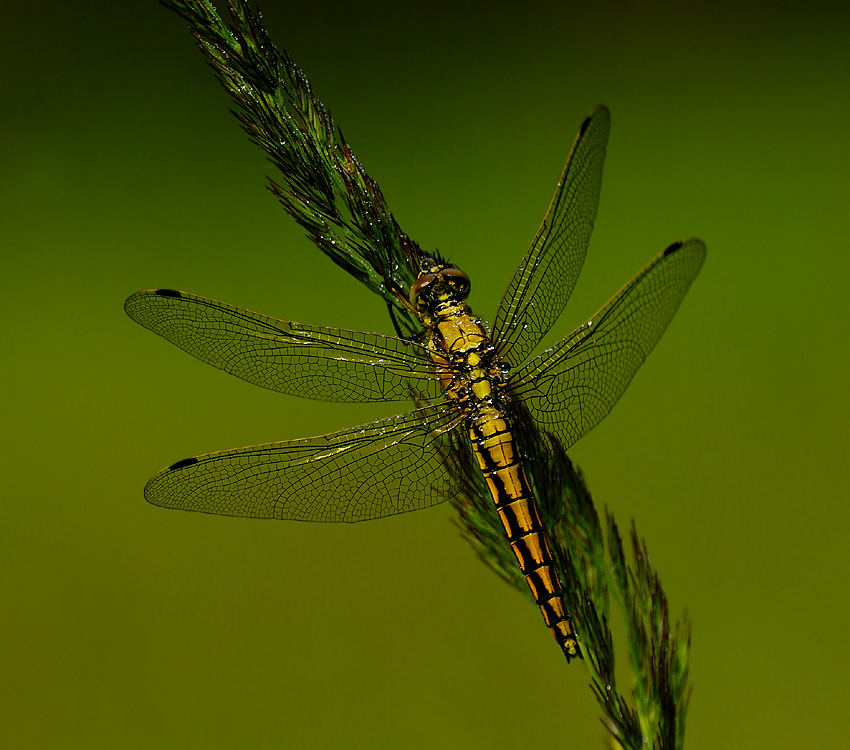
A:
[126,106,705,661]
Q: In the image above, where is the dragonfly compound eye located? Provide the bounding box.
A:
[410,273,438,309]
[441,267,471,300]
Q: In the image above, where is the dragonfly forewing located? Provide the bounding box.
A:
[125,289,442,402]
[491,105,610,367]
[145,402,465,522]
[508,238,707,451]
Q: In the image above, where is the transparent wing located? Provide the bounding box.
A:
[508,239,706,449]
[491,106,610,367]
[145,402,465,522]
[125,289,441,402]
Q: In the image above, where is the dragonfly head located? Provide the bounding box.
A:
[410,262,471,315]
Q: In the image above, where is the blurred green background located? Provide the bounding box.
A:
[2,0,848,747]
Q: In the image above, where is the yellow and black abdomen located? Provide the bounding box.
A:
[468,407,581,661]
[426,305,580,660]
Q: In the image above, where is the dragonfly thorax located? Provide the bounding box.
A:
[423,299,509,418]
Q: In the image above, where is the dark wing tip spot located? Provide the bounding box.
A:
[664,240,684,257]
[155,289,183,299]
[580,105,609,135]
[169,457,198,471]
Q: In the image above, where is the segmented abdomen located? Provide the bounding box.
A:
[468,409,581,661]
